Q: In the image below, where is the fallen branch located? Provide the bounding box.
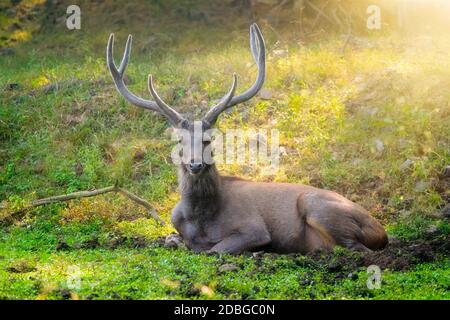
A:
[0,184,165,226]
[116,187,164,225]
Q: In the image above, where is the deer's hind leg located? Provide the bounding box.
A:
[297,193,387,253]
[302,217,336,252]
[297,194,336,253]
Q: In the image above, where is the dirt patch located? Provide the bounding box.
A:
[230,232,450,278]
[80,237,101,249]
[108,235,164,249]
[361,238,438,271]
[56,240,70,251]
[104,236,154,249]
[54,235,155,251]
[7,260,37,273]
[182,282,201,298]
[300,235,450,273]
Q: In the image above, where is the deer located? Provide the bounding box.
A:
[106,23,388,254]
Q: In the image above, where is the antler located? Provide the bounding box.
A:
[107,34,159,112]
[107,34,185,126]
[107,23,265,127]
[202,23,266,126]
[106,34,183,126]
[147,75,185,126]
[202,73,238,126]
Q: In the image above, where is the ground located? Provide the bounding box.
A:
[1,0,450,299]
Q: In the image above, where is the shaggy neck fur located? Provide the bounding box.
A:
[178,164,221,221]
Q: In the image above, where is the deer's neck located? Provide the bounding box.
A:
[178,165,221,220]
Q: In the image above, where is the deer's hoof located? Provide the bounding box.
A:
[164,233,186,249]
[204,249,219,256]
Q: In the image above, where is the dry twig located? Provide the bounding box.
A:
[0,184,165,226]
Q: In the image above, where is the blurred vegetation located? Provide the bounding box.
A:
[0,0,449,299]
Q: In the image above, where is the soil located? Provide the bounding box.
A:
[6,260,37,273]
[299,235,450,273]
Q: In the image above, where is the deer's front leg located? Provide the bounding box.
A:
[207,225,271,254]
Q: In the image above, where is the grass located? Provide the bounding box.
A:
[1,214,450,300]
[1,0,450,299]
[1,222,450,299]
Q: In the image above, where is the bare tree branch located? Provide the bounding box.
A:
[0,185,165,226]
[116,187,165,225]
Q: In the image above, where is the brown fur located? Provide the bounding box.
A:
[172,164,388,254]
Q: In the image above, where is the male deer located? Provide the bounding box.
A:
[107,24,388,254]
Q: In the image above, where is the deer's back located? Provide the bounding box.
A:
[218,178,316,251]
[218,177,384,252]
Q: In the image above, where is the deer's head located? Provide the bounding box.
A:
[107,24,265,176]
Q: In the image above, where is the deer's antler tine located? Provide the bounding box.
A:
[118,34,132,76]
[107,34,160,112]
[249,24,259,63]
[227,22,266,108]
[203,73,238,126]
[107,34,119,77]
[147,75,185,126]
[201,23,265,125]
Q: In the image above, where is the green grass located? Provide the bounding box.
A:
[1,0,450,299]
[1,213,450,300]
[1,219,450,299]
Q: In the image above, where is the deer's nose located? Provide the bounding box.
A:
[189,162,204,173]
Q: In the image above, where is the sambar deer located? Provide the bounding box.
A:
[106,24,388,254]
